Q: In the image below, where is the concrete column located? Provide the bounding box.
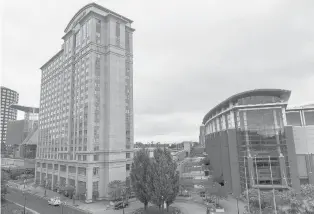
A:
[306,155,314,184]
[75,166,79,193]
[279,154,288,186]
[57,163,60,186]
[273,109,282,154]
[51,167,54,189]
[247,156,255,187]
[39,163,42,184]
[284,126,301,193]
[45,162,48,184]
[243,111,250,153]
[66,165,69,185]
[85,166,93,203]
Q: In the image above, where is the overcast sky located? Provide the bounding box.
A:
[1,0,314,143]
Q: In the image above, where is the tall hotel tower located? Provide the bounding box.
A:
[35,3,134,202]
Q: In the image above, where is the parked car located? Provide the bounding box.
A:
[114,201,129,210]
[48,197,61,206]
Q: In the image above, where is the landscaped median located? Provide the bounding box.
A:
[131,206,182,214]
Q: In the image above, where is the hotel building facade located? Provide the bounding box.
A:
[1,86,19,146]
[35,3,134,202]
[200,89,314,196]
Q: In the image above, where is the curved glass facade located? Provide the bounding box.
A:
[238,96,282,105]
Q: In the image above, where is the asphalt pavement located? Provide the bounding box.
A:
[5,187,88,214]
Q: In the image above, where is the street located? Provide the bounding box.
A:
[4,187,88,214]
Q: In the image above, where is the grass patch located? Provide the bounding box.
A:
[133,206,181,214]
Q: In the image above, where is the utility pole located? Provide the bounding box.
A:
[23,191,26,214]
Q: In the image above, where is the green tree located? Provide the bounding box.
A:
[301,184,314,200]
[130,148,151,210]
[1,170,10,200]
[108,180,124,201]
[149,147,180,211]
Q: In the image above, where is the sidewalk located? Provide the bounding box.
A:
[16,183,110,214]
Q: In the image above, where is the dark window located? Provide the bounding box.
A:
[126,164,130,171]
[286,112,302,126]
[116,22,120,37]
[304,111,314,125]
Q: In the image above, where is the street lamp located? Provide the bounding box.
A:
[122,189,126,214]
[22,191,27,214]
[61,201,66,214]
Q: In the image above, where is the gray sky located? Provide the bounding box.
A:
[1,0,314,143]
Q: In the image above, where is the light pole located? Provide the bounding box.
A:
[23,191,27,214]
[61,201,66,214]
[122,189,125,214]
[236,196,239,214]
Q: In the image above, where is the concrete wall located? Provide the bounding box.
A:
[285,126,301,193]
[292,126,314,154]
[6,120,25,145]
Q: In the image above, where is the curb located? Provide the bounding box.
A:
[11,187,92,214]
[30,193,93,214]
[5,199,40,214]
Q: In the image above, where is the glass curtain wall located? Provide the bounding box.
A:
[236,104,291,192]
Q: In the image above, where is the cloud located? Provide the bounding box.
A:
[2,0,314,142]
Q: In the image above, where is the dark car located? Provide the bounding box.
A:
[114,201,129,210]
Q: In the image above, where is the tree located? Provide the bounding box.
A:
[108,180,124,201]
[301,184,314,200]
[130,148,151,210]
[1,170,10,200]
[40,179,52,196]
[149,147,180,211]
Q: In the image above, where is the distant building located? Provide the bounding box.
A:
[0,86,19,147]
[199,125,205,147]
[5,105,38,158]
[201,89,308,196]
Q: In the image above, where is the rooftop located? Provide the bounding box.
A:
[202,89,291,124]
[9,104,39,113]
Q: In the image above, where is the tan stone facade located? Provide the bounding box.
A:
[35,3,134,202]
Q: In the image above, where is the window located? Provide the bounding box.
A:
[126,164,130,171]
[125,31,130,50]
[96,19,101,44]
[93,167,99,175]
[78,167,86,175]
[126,153,130,158]
[83,155,87,161]
[93,181,99,192]
[94,155,99,161]
[304,110,314,125]
[94,146,99,151]
[116,22,120,37]
[286,112,302,126]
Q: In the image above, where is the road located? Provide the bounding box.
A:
[173,202,206,214]
[5,187,88,214]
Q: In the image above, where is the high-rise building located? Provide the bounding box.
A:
[201,89,302,196]
[0,86,19,146]
[35,3,134,202]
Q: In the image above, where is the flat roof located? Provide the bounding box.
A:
[9,104,39,113]
[202,89,291,124]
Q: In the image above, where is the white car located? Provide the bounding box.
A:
[48,197,61,206]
